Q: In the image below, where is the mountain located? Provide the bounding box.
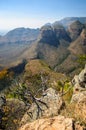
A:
[35,20,86,75]
[69,28,86,54]
[36,23,71,68]
[0,18,86,75]
[0,27,39,67]
[68,20,84,40]
[58,17,86,28]
[0,27,39,44]
[55,24,86,75]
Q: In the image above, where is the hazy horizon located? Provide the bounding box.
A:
[0,0,86,34]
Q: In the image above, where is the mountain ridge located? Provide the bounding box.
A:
[0,17,86,75]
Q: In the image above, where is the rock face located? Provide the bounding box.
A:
[71,65,86,124]
[38,24,71,47]
[72,65,86,95]
[19,116,74,130]
[68,20,84,40]
[38,25,59,47]
[53,23,71,42]
[20,88,63,125]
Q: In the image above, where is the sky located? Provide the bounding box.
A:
[0,0,86,33]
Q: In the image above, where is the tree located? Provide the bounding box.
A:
[13,77,48,119]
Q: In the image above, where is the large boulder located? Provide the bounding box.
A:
[19,116,74,130]
[20,88,63,125]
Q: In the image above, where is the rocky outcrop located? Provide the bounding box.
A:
[38,25,59,47]
[68,21,84,40]
[19,116,74,130]
[53,23,71,42]
[20,88,63,125]
[38,24,71,47]
[72,65,86,95]
[71,65,86,125]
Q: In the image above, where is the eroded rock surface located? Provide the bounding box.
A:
[19,116,74,130]
[20,88,63,125]
[72,65,86,96]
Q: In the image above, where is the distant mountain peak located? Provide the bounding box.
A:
[68,20,84,40]
[41,24,52,30]
[58,17,86,28]
[0,27,40,44]
[69,20,84,28]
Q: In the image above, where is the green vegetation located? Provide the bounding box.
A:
[57,80,73,102]
[77,54,86,68]
[0,59,85,129]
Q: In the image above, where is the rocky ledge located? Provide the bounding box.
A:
[18,65,86,130]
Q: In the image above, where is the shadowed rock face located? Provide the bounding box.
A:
[38,25,59,47]
[53,23,71,42]
[19,116,74,130]
[38,24,71,47]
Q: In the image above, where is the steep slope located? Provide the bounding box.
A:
[36,24,71,67]
[0,18,86,75]
[68,20,84,40]
[55,27,86,75]
[69,29,86,55]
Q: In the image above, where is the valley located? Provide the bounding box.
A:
[0,17,86,130]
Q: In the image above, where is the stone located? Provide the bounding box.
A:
[71,91,86,103]
[18,116,74,130]
[72,65,86,94]
[20,88,63,125]
[71,65,86,126]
